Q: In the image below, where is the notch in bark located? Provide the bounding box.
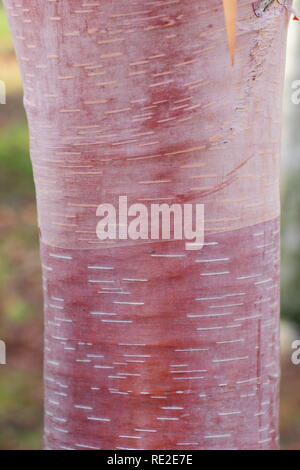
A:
[253,1,299,21]
[253,0,276,17]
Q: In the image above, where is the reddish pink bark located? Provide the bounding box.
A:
[41,220,280,450]
[3,0,288,450]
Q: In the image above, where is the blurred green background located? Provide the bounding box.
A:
[1,0,300,450]
[0,1,43,450]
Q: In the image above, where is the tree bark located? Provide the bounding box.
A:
[3,0,289,450]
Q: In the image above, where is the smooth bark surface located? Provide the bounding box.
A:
[3,0,289,450]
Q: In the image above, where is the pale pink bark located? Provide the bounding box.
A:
[3,0,289,450]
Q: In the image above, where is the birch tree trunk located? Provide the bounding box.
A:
[3,0,289,450]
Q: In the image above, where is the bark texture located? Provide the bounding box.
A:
[3,0,289,450]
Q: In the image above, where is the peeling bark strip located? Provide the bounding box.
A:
[3,0,288,450]
[223,0,237,65]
